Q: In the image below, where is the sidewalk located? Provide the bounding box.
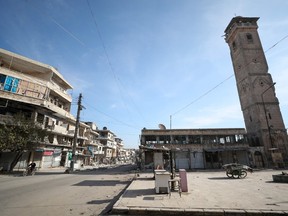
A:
[112,169,288,215]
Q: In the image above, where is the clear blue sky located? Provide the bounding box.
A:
[1,0,288,148]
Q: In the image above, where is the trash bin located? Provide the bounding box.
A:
[179,169,188,192]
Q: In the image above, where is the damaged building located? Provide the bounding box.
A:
[140,128,266,170]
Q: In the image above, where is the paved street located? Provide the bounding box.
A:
[0,164,136,216]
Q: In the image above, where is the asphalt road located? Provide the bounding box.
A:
[0,164,137,216]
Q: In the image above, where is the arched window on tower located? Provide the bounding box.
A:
[232,41,237,51]
[246,33,253,43]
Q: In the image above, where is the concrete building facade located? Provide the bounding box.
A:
[140,128,258,170]
[96,127,118,163]
[0,48,79,169]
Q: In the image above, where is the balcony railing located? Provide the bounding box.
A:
[94,150,105,155]
[42,101,75,120]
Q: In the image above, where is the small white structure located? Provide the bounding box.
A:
[154,169,170,194]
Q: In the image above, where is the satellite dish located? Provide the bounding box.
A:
[158,124,166,130]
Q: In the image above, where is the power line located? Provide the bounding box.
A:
[265,34,288,53]
[82,100,141,130]
[171,33,288,117]
[27,1,146,130]
[86,0,145,122]
[171,74,234,116]
[86,0,116,80]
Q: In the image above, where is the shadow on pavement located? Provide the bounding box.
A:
[2,164,138,177]
[72,179,131,187]
[122,188,155,198]
[208,177,234,180]
[87,198,112,205]
[265,180,288,184]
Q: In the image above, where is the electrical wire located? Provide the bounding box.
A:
[171,74,235,116]
[82,100,142,130]
[85,0,145,123]
[265,34,288,53]
[171,33,288,117]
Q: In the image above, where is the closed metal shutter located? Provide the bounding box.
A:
[190,151,204,169]
[52,149,62,167]
[42,156,53,168]
[175,152,189,170]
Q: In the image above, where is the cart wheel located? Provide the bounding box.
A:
[232,170,240,179]
[226,171,233,178]
[239,170,247,178]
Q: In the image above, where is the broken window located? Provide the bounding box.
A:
[246,33,253,43]
[232,41,237,51]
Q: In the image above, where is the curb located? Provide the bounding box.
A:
[112,207,288,215]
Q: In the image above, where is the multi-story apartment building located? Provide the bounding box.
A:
[115,137,124,158]
[0,48,84,170]
[96,127,118,163]
[83,122,105,165]
[0,49,126,170]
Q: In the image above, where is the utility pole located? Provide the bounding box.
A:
[70,93,82,172]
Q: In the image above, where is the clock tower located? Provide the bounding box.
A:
[224,16,288,167]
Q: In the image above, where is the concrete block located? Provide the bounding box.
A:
[245,209,263,216]
[111,206,129,215]
[184,208,205,216]
[129,207,147,215]
[224,209,246,216]
[204,209,224,216]
[260,210,287,215]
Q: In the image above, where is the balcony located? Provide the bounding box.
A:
[46,81,72,103]
[41,101,75,120]
[94,150,105,155]
[52,124,68,134]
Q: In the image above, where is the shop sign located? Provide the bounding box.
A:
[43,151,54,156]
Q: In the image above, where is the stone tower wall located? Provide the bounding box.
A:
[225,17,288,167]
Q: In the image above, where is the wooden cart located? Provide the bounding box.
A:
[222,163,253,179]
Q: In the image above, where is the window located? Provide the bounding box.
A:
[246,33,253,43]
[232,41,237,51]
[2,75,19,93]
